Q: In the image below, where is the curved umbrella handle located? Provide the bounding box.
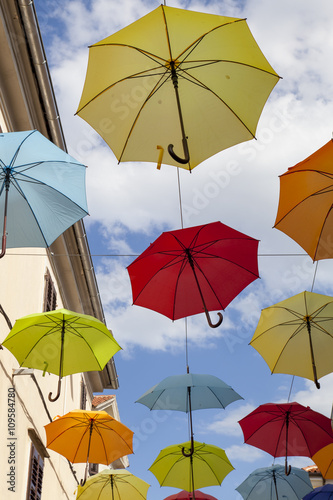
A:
[205,310,223,328]
[182,444,194,458]
[168,137,190,165]
[315,379,320,389]
[48,378,62,402]
[80,464,88,486]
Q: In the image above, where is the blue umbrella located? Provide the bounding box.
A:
[303,485,333,500]
[136,372,242,411]
[136,371,242,456]
[0,130,88,257]
[236,465,313,500]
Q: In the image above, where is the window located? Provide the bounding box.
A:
[88,463,99,476]
[43,269,57,312]
[26,443,44,500]
[80,378,87,410]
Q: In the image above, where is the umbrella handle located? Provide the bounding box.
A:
[80,463,88,486]
[168,137,190,165]
[182,444,194,457]
[285,458,291,476]
[205,309,223,328]
[48,378,62,402]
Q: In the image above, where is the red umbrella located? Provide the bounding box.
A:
[164,491,218,500]
[127,221,259,328]
[239,402,333,475]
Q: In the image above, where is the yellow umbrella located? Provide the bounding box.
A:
[76,469,150,500]
[76,5,280,170]
[250,291,333,389]
[312,443,333,479]
[44,410,134,484]
[149,440,233,492]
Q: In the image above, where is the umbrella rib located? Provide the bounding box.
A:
[8,130,36,167]
[313,204,333,260]
[275,176,333,225]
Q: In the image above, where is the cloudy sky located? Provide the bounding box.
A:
[34,0,333,499]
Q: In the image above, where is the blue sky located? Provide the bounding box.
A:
[33,1,333,499]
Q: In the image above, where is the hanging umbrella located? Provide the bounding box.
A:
[76,5,280,170]
[164,490,218,500]
[236,465,313,500]
[127,221,259,328]
[2,308,121,401]
[136,372,242,411]
[149,440,233,492]
[274,139,333,261]
[136,371,242,455]
[303,484,333,500]
[249,290,333,389]
[238,402,333,475]
[312,443,333,479]
[44,410,133,484]
[76,469,150,500]
[0,130,88,257]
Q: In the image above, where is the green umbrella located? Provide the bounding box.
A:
[149,440,233,492]
[2,308,121,401]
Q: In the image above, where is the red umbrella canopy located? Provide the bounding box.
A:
[164,490,217,500]
[164,491,218,500]
[239,402,333,474]
[127,221,259,328]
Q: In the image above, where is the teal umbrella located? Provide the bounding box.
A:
[0,130,88,257]
[236,465,313,500]
[136,372,242,411]
[136,371,242,456]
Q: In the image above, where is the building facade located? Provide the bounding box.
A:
[0,1,122,498]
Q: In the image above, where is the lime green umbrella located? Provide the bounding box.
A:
[149,440,234,492]
[76,469,150,500]
[2,309,121,401]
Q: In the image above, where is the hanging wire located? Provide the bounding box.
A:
[177,167,184,230]
[287,376,294,403]
[310,261,319,292]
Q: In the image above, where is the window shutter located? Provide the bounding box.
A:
[27,444,44,500]
[43,269,57,312]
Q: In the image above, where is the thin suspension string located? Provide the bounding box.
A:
[176,166,190,373]
[287,260,319,403]
[177,167,184,230]
[310,261,319,292]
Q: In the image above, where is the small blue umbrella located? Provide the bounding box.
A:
[136,372,242,412]
[236,465,313,500]
[136,371,242,457]
[0,130,88,257]
[303,485,333,500]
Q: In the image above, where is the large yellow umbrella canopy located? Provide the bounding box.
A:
[2,308,121,401]
[44,410,134,465]
[274,140,333,261]
[76,5,280,170]
[149,440,234,491]
[76,469,150,500]
[250,291,333,388]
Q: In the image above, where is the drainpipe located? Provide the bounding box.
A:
[16,0,119,388]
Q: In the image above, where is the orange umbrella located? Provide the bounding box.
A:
[274,140,333,261]
[312,443,333,479]
[45,410,133,484]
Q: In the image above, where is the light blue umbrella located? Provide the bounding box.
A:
[136,372,242,412]
[136,371,242,457]
[236,465,313,500]
[0,130,88,257]
[303,485,333,500]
